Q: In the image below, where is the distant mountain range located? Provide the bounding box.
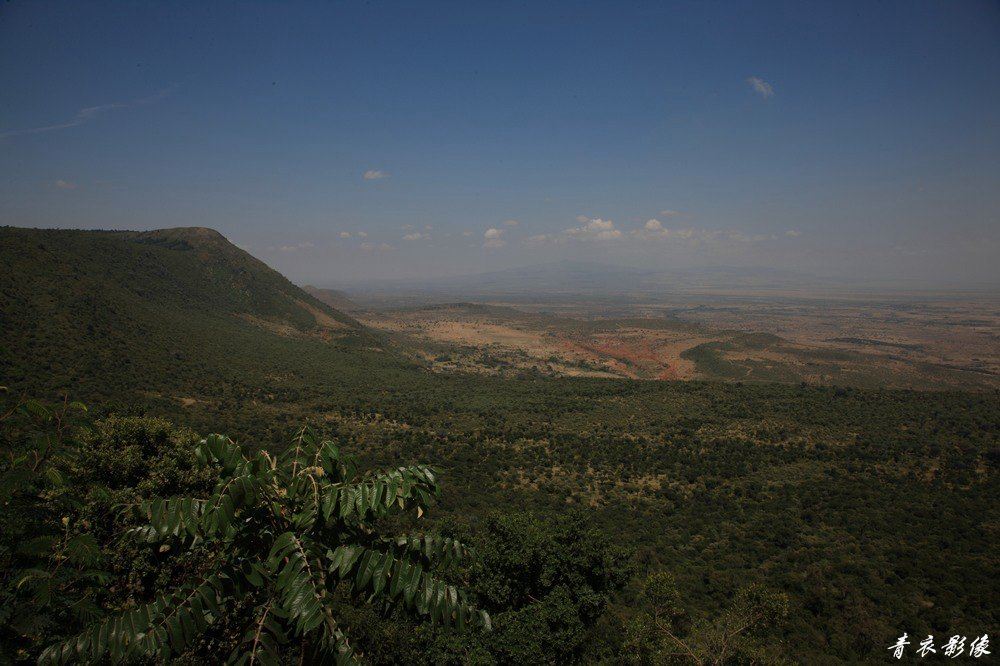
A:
[333,260,836,300]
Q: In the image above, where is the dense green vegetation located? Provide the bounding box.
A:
[0,226,371,403]
[621,572,789,664]
[2,227,997,663]
[1,395,633,664]
[36,424,488,664]
[677,330,989,389]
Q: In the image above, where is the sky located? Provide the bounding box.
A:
[1,0,998,287]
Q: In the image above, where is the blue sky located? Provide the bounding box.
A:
[1,0,998,286]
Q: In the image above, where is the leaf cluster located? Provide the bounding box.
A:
[40,426,488,664]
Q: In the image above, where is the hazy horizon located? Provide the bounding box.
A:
[2,1,998,288]
[308,257,1000,294]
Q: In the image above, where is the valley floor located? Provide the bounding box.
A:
[352,291,1000,390]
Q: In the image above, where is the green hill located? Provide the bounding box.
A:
[0,226,380,402]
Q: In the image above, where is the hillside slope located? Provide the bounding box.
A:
[303,285,362,312]
[0,226,380,401]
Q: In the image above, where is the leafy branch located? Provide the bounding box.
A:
[40,425,489,664]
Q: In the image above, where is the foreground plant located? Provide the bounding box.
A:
[40,426,489,664]
[1,391,105,661]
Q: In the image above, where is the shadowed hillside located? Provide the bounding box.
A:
[303,285,363,312]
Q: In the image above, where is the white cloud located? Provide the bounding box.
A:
[785,229,801,237]
[276,241,315,253]
[54,179,78,190]
[633,221,774,244]
[0,87,173,140]
[461,230,473,237]
[403,232,427,241]
[525,216,624,245]
[522,214,781,250]
[633,219,688,240]
[503,219,520,227]
[565,217,622,241]
[659,209,681,217]
[357,231,368,238]
[361,241,394,252]
[363,169,388,180]
[524,234,553,247]
[339,231,351,239]
[747,76,774,99]
[726,231,770,243]
[483,227,506,248]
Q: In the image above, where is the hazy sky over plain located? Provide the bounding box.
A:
[1,1,998,287]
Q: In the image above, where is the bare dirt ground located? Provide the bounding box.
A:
[357,292,999,390]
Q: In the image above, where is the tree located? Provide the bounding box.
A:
[621,573,789,665]
[39,426,489,664]
[474,511,633,664]
[0,389,100,662]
